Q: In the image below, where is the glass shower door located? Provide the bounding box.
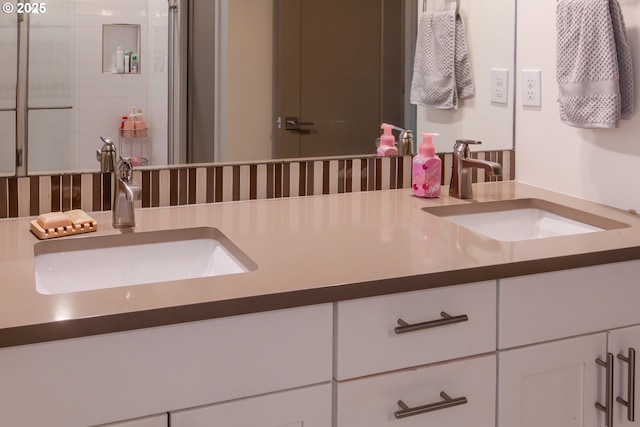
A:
[0,12,17,175]
[27,3,75,173]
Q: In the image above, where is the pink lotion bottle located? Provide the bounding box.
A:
[412,132,441,198]
[377,123,398,156]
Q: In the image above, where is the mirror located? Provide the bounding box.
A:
[0,0,515,177]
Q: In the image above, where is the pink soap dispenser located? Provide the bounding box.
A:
[412,132,441,198]
[377,123,398,156]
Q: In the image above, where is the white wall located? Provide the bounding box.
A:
[416,0,516,152]
[516,0,640,212]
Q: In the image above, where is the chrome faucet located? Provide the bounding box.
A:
[449,140,502,199]
[113,156,141,228]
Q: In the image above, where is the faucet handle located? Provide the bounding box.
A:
[117,156,134,181]
[453,139,482,155]
[454,139,482,146]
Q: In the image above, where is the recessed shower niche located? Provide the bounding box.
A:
[102,24,141,74]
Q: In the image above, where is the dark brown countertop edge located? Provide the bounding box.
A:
[2,246,640,349]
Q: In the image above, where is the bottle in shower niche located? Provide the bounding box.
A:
[122,113,135,137]
[124,50,131,73]
[412,132,441,198]
[134,109,147,137]
[130,53,139,73]
[115,46,124,73]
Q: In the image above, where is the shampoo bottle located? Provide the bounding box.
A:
[115,46,124,73]
[124,50,131,73]
[412,132,441,198]
[377,123,398,156]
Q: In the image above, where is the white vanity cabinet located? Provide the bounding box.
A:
[499,333,606,427]
[497,259,640,427]
[335,354,496,427]
[0,304,333,427]
[170,383,331,427]
[334,281,497,426]
[95,414,168,427]
[608,324,640,427]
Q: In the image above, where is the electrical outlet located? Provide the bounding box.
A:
[491,68,509,105]
[522,69,542,107]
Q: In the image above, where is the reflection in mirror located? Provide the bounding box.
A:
[0,0,514,177]
[415,0,515,153]
[190,0,414,163]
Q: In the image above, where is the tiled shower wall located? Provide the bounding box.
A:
[0,151,515,219]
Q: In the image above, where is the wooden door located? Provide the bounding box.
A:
[273,0,406,158]
[498,333,607,427]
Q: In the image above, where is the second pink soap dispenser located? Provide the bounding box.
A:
[377,123,398,156]
[412,132,441,198]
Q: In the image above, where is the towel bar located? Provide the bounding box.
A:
[423,0,460,14]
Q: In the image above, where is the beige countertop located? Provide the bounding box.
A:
[1,181,640,348]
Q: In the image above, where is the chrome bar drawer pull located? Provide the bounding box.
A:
[394,391,468,419]
[617,348,636,422]
[596,353,615,427]
[394,311,469,334]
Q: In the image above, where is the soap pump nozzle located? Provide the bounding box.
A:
[419,132,439,156]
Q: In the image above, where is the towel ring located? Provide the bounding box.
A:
[423,0,460,14]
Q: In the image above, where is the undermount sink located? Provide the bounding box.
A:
[423,198,629,242]
[34,227,257,295]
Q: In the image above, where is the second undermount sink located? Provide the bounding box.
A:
[423,198,629,242]
[34,227,257,295]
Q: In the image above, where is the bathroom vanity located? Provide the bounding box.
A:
[1,182,639,427]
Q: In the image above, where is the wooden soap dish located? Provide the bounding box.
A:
[30,210,98,240]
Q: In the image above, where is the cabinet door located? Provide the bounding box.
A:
[170,383,331,427]
[608,324,640,427]
[95,414,167,427]
[499,333,607,427]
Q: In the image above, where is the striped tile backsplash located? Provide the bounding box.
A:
[0,151,515,219]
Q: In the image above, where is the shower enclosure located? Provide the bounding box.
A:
[0,0,174,176]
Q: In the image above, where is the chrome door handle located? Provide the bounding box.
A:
[394,311,469,334]
[596,353,615,427]
[284,116,315,133]
[394,391,467,419]
[617,348,636,422]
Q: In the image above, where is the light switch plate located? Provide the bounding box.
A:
[491,68,509,105]
[522,69,542,107]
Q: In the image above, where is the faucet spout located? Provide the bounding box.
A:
[450,140,502,199]
[113,157,141,228]
[461,158,502,176]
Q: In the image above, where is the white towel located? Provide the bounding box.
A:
[410,11,474,110]
[556,0,634,128]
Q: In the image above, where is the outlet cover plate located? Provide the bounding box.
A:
[522,69,542,107]
[491,68,509,105]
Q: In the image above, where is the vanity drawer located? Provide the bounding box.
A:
[335,354,496,427]
[499,259,640,349]
[334,281,496,380]
[0,304,333,427]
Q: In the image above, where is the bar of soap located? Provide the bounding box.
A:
[65,209,94,226]
[37,212,72,229]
